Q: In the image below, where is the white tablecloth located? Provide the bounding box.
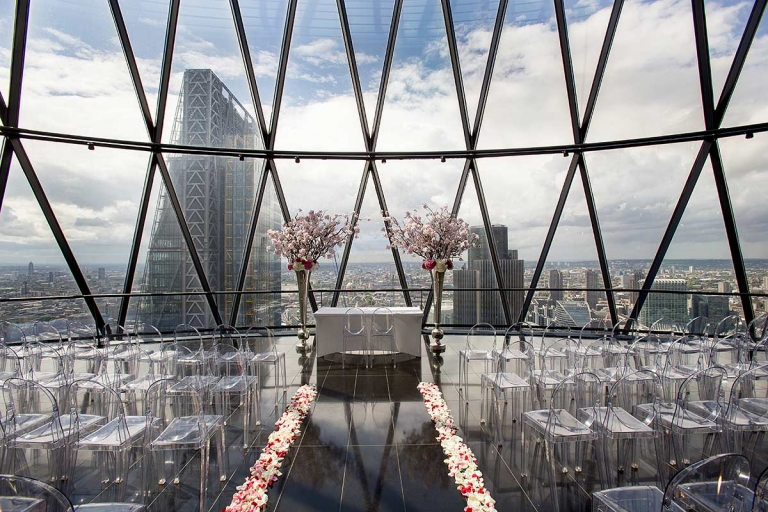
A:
[313,307,424,358]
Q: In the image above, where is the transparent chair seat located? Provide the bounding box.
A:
[77,416,148,450]
[592,486,686,512]
[677,481,754,512]
[121,374,163,392]
[635,402,717,433]
[210,375,255,393]
[533,369,571,388]
[523,409,596,441]
[6,413,52,437]
[250,352,280,363]
[15,414,104,446]
[76,504,146,512]
[739,397,768,415]
[77,373,132,388]
[169,375,218,393]
[0,496,45,512]
[461,348,493,361]
[151,415,224,447]
[485,372,529,391]
[579,406,654,439]
[723,406,768,431]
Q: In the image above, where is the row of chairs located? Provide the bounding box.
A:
[342,307,397,368]
[457,314,768,512]
[0,321,288,511]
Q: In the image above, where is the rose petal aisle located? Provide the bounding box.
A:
[417,382,497,512]
[225,384,317,512]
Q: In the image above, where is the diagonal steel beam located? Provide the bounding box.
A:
[117,154,157,326]
[371,0,403,148]
[627,141,712,322]
[691,0,715,130]
[268,0,298,147]
[0,91,7,124]
[714,0,766,126]
[709,141,753,325]
[108,0,154,137]
[332,163,371,306]
[0,138,13,213]
[553,0,581,141]
[580,0,625,141]
[6,0,30,129]
[578,156,618,325]
[519,154,580,322]
[154,0,180,143]
[155,154,224,326]
[370,160,412,307]
[10,138,105,330]
[471,0,509,144]
[229,0,270,147]
[337,0,372,148]
[230,159,271,325]
[440,0,472,148]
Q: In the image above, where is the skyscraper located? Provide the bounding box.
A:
[453,225,523,326]
[549,269,564,302]
[639,278,688,328]
[585,269,600,310]
[28,262,33,276]
[139,69,281,331]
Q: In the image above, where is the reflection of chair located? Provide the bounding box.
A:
[370,307,396,368]
[459,323,496,403]
[145,378,226,512]
[665,453,753,512]
[244,327,286,409]
[342,307,367,369]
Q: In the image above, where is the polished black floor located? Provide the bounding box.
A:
[15,334,636,512]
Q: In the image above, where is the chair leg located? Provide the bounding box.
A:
[200,441,210,512]
[217,425,227,482]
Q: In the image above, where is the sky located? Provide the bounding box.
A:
[0,0,766,279]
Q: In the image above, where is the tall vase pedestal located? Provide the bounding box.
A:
[430,269,446,354]
[295,268,313,353]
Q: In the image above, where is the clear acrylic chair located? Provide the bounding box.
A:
[459,323,496,403]
[342,307,367,368]
[71,378,149,500]
[496,322,534,371]
[754,466,768,512]
[582,369,664,488]
[32,322,65,358]
[209,342,258,449]
[481,339,535,448]
[0,343,21,385]
[244,327,286,409]
[2,378,105,487]
[370,307,397,368]
[532,338,573,410]
[145,378,226,512]
[592,485,686,512]
[722,367,768,457]
[522,370,603,512]
[664,453,753,512]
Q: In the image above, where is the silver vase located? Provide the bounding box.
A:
[295,269,312,353]
[430,269,447,353]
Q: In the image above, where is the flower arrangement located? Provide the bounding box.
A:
[267,210,359,271]
[226,385,318,512]
[417,382,497,512]
[384,204,477,272]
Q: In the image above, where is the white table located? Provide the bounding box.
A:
[313,307,424,358]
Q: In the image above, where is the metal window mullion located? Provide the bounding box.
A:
[627,141,712,324]
[440,0,472,149]
[6,0,30,128]
[471,159,512,325]
[10,138,105,330]
[331,162,371,306]
[0,92,7,123]
[117,154,157,326]
[580,0,625,141]
[155,153,223,325]
[230,159,271,325]
[714,0,766,126]
[578,155,618,326]
[371,0,403,148]
[370,160,412,307]
[108,0,154,137]
[553,0,581,141]
[153,0,180,143]
[691,0,715,130]
[268,0,298,147]
[471,0,509,144]
[229,0,269,146]
[0,138,13,212]
[519,154,580,322]
[709,141,753,325]
[336,0,372,148]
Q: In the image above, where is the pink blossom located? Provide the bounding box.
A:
[424,259,437,270]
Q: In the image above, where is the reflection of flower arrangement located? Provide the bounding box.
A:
[384,205,477,272]
[267,210,359,271]
[226,385,317,512]
[417,382,497,512]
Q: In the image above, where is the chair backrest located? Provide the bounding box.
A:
[344,307,366,336]
[467,322,496,352]
[211,343,245,378]
[754,465,768,512]
[2,323,27,346]
[753,336,768,369]
[146,378,208,446]
[610,368,663,425]
[2,377,65,444]
[664,337,704,374]
[663,453,751,512]
[173,324,204,353]
[0,474,74,512]
[674,366,727,425]
[21,341,66,381]
[33,321,63,350]
[748,313,768,343]
[0,343,21,380]
[244,326,276,357]
[495,339,535,381]
[214,324,242,348]
[539,337,570,376]
[726,367,768,427]
[69,378,125,439]
[371,307,394,335]
[66,319,97,348]
[547,370,601,429]
[132,322,164,346]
